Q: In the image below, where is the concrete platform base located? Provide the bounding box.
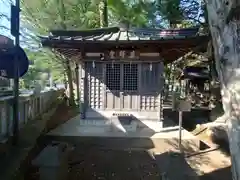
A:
[47,115,201,152]
[49,114,165,134]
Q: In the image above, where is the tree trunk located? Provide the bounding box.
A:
[99,0,108,27]
[58,0,75,106]
[64,72,67,89]
[208,42,225,122]
[206,1,240,179]
[65,61,75,106]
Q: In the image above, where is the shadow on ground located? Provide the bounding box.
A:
[23,101,79,180]
[44,102,80,132]
[22,104,232,180]
[154,151,198,180]
[199,166,232,180]
[163,139,231,180]
[68,147,160,180]
[25,137,232,180]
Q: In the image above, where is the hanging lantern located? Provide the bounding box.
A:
[119,50,125,58]
[149,62,152,71]
[109,50,115,59]
[125,51,130,58]
[112,60,115,68]
[130,50,135,58]
[100,53,104,60]
[129,61,132,71]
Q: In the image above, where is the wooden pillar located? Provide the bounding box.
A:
[79,62,86,119]
[159,62,164,122]
[164,63,172,100]
[120,63,124,110]
[102,63,106,110]
[75,63,80,106]
[137,63,142,111]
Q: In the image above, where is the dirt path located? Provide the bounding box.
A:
[23,105,232,180]
[187,149,231,180]
[66,144,231,180]
[68,147,160,180]
[25,141,232,180]
[23,102,79,180]
[44,102,80,132]
[186,125,231,179]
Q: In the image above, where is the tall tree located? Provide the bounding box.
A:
[57,0,75,106]
[99,0,108,27]
[206,0,240,179]
[156,0,205,28]
[156,0,183,27]
[21,48,65,88]
[20,0,100,105]
[107,0,152,27]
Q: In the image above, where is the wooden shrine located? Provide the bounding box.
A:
[40,25,209,126]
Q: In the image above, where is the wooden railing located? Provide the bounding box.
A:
[0,89,64,141]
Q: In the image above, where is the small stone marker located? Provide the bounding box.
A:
[32,142,72,180]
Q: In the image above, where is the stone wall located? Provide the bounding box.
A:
[0,89,64,141]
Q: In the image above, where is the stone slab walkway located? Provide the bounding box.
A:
[0,106,57,180]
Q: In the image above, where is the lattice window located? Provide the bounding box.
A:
[141,63,162,92]
[106,64,120,90]
[123,64,138,91]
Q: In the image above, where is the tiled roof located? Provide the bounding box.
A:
[39,26,209,64]
[40,26,203,43]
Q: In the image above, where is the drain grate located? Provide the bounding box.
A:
[112,113,133,125]
[112,113,131,117]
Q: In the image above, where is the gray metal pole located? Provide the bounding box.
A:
[12,0,20,145]
[179,110,183,152]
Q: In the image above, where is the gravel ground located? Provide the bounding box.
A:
[68,147,160,180]
[23,103,232,180]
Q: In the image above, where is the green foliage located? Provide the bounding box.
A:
[156,0,205,27]
[17,0,205,89]
[107,0,152,27]
[21,49,65,89]
[19,0,103,90]
[156,0,183,25]
[21,0,100,34]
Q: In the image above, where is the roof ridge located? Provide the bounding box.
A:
[50,26,120,37]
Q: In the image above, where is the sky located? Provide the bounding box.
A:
[0,0,13,38]
[0,0,203,42]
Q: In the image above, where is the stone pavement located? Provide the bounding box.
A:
[48,114,197,139]
[0,106,57,180]
[1,106,231,180]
